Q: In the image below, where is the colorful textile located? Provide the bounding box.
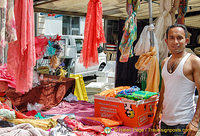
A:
[35,35,48,60]
[128,91,158,101]
[41,101,94,121]
[134,24,159,61]
[98,86,130,97]
[116,86,140,97]
[85,117,123,127]
[0,0,17,65]
[6,75,75,112]
[116,90,158,101]
[7,0,36,93]
[0,109,16,119]
[0,0,17,48]
[135,46,160,92]
[80,0,106,68]
[0,64,16,88]
[154,0,172,62]
[0,123,49,136]
[0,102,34,119]
[47,41,56,56]
[50,119,76,136]
[177,0,188,24]
[64,116,105,135]
[119,0,140,62]
[8,118,57,131]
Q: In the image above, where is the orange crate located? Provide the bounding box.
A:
[94,95,158,128]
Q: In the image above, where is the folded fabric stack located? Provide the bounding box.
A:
[116,86,140,98]
[116,86,158,101]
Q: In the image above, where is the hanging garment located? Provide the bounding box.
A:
[176,0,188,24]
[119,0,140,62]
[135,46,160,92]
[155,0,173,62]
[134,24,159,61]
[7,0,36,93]
[0,0,7,48]
[80,0,106,68]
[35,35,48,60]
[171,0,180,24]
[0,0,17,65]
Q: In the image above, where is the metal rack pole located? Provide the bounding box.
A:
[148,0,154,47]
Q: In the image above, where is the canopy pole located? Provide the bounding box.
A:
[148,0,154,47]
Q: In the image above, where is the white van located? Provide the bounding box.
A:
[59,35,107,77]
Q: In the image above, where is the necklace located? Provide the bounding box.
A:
[169,62,177,73]
[168,52,187,73]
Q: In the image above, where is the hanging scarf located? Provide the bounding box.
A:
[80,0,106,68]
[119,0,140,62]
[7,0,36,93]
[176,0,188,24]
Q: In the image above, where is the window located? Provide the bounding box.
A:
[62,16,80,35]
[62,16,70,35]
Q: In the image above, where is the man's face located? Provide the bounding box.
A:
[165,27,189,54]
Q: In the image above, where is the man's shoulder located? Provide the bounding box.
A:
[189,54,200,63]
[161,57,169,68]
[189,54,200,68]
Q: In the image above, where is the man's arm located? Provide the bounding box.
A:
[153,59,166,129]
[185,56,200,136]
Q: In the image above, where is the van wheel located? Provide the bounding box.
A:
[98,63,106,71]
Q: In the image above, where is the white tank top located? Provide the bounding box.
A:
[161,53,196,125]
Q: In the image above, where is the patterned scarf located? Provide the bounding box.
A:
[177,0,188,24]
[119,0,140,62]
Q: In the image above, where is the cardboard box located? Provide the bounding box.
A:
[94,95,158,128]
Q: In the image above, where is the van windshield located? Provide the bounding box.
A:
[75,39,83,53]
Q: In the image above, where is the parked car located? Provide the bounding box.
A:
[57,35,107,77]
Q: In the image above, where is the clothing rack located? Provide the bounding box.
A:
[148,0,155,47]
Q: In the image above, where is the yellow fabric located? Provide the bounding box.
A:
[70,74,88,101]
[8,118,57,130]
[37,66,49,74]
[59,67,67,81]
[135,46,160,92]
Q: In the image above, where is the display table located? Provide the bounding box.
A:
[6,75,75,112]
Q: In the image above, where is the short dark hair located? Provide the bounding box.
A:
[166,24,188,39]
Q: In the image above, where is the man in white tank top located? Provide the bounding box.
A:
[153,24,200,136]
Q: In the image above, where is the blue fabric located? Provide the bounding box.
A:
[161,121,187,136]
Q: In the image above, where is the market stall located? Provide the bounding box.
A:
[0,0,200,135]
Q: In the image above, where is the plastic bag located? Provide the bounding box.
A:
[27,103,43,112]
[134,25,151,56]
